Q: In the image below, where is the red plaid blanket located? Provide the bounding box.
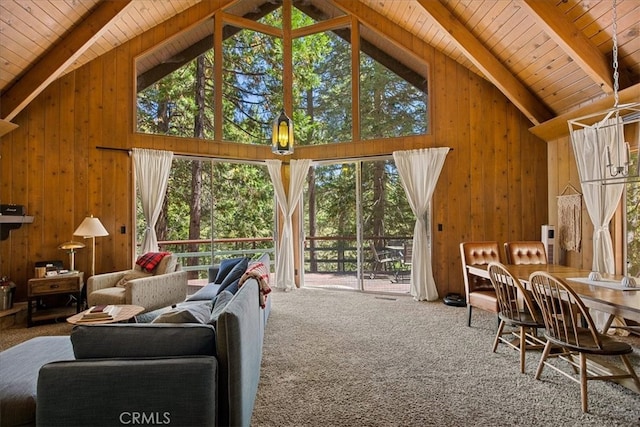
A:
[136,251,170,272]
[238,262,271,308]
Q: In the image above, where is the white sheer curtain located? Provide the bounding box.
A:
[267,159,312,290]
[570,118,624,274]
[393,147,449,301]
[132,148,174,254]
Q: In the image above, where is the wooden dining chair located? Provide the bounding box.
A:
[487,262,545,373]
[504,241,547,265]
[528,271,640,412]
[460,242,501,327]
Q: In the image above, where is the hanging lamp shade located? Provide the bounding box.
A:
[272,109,293,155]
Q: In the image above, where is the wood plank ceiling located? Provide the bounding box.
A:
[0,0,638,135]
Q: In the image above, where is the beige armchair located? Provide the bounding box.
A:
[87,253,188,314]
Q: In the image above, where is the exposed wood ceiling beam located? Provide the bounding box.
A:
[520,0,613,94]
[415,0,552,125]
[1,0,132,121]
[529,83,640,141]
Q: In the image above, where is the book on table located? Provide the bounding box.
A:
[78,305,120,321]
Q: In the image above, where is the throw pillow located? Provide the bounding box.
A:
[136,252,171,273]
[217,258,249,294]
[223,278,240,295]
[116,270,153,287]
[151,301,212,324]
[214,257,247,284]
[208,290,234,325]
[154,253,177,275]
[185,283,222,302]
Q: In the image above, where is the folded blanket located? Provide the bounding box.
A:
[238,267,272,308]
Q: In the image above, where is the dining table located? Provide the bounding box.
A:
[466,263,640,393]
[466,263,640,326]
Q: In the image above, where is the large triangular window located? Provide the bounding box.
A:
[135,2,428,146]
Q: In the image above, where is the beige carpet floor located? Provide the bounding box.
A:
[3,288,640,426]
[252,287,640,427]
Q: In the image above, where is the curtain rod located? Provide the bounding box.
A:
[96,146,131,154]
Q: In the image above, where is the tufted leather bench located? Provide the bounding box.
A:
[504,241,547,265]
[460,242,501,327]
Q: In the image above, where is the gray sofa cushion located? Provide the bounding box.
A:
[71,323,216,359]
[152,300,213,324]
[37,357,217,427]
[185,282,221,302]
[208,290,234,325]
[0,336,74,427]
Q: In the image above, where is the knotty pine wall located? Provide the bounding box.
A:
[0,2,547,301]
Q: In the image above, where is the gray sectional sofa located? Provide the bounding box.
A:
[0,255,271,427]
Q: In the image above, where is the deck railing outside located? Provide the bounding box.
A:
[156,236,412,279]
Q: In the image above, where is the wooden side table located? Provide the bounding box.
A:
[27,272,84,327]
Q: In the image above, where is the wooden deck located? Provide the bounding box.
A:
[188,272,411,295]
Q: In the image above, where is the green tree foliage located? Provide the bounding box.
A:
[627,152,640,276]
[135,6,426,274]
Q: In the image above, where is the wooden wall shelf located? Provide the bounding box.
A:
[0,215,34,224]
[0,215,34,240]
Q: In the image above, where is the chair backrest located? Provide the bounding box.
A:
[504,241,547,265]
[528,271,602,351]
[460,242,501,294]
[370,242,382,262]
[403,242,413,264]
[487,262,539,323]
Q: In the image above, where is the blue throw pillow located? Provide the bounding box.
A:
[223,278,240,295]
[217,258,248,294]
[214,257,247,284]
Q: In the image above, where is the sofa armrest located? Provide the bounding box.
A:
[37,357,217,427]
[87,271,128,294]
[124,270,188,313]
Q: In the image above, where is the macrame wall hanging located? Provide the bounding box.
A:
[557,183,582,252]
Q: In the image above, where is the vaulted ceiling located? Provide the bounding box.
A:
[1,0,638,138]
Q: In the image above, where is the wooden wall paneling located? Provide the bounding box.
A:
[114,44,134,268]
[24,95,46,296]
[80,58,104,276]
[101,49,118,273]
[492,86,509,242]
[58,74,77,265]
[437,56,461,296]
[44,82,63,257]
[532,115,548,237]
[506,104,523,241]
[468,72,488,241]
[516,100,538,242]
[1,111,29,297]
[73,67,90,274]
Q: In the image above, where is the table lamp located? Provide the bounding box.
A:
[73,216,109,276]
[57,241,85,271]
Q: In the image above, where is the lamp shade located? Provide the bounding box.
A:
[58,241,86,251]
[272,109,293,155]
[73,216,109,238]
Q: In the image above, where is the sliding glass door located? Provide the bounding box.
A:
[303,158,417,293]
